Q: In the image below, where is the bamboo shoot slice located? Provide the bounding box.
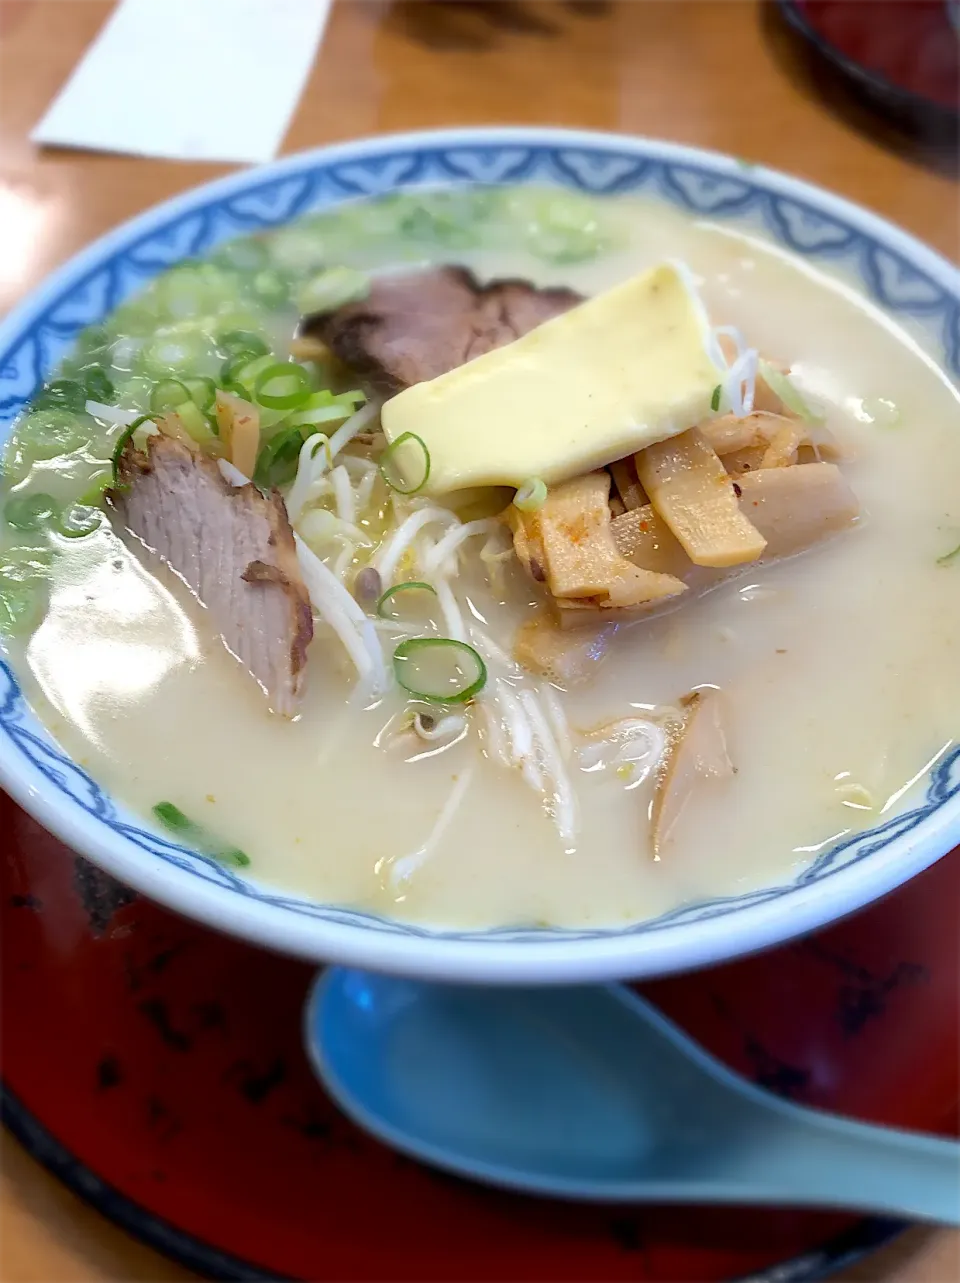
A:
[736,462,858,558]
[652,690,733,857]
[635,428,766,567]
[609,458,646,510]
[760,421,805,469]
[613,462,858,572]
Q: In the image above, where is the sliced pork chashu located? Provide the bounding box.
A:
[111,434,313,717]
[303,265,583,393]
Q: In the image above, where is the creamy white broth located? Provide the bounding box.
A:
[5,191,960,930]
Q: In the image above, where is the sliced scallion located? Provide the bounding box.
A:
[218,329,269,360]
[289,392,358,429]
[33,379,86,413]
[378,432,430,494]
[296,266,369,315]
[758,360,824,425]
[249,269,289,309]
[150,378,192,414]
[59,503,103,538]
[152,801,250,867]
[222,352,274,397]
[710,384,721,412]
[83,366,115,404]
[376,581,437,619]
[392,637,487,704]
[254,423,305,487]
[174,399,217,445]
[111,415,154,483]
[143,333,214,376]
[5,493,59,533]
[183,376,217,412]
[513,478,547,512]
[214,240,268,274]
[253,361,311,410]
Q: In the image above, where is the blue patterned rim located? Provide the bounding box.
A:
[0,1083,903,1281]
[0,128,958,981]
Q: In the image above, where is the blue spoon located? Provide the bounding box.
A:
[304,969,960,1224]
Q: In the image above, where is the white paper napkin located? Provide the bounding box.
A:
[32,0,334,164]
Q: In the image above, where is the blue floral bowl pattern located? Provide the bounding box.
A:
[1,129,958,982]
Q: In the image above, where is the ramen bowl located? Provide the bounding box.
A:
[1,127,958,983]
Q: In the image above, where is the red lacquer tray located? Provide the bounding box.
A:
[2,792,957,1281]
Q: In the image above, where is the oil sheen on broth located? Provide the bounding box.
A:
[4,189,960,931]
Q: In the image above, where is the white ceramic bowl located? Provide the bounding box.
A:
[2,128,959,983]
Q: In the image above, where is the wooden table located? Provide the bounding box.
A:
[0,1,957,1278]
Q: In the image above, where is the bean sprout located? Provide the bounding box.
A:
[373,506,460,584]
[422,519,503,577]
[433,575,466,642]
[386,767,475,889]
[286,433,333,523]
[85,400,141,427]
[327,400,379,461]
[495,679,542,790]
[355,468,377,512]
[518,688,577,843]
[541,684,574,761]
[218,459,250,487]
[294,534,387,693]
[330,465,355,526]
[413,711,467,743]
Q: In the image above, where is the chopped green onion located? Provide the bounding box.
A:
[7,410,90,471]
[513,478,547,512]
[221,352,274,397]
[33,379,86,413]
[152,801,250,867]
[254,423,305,488]
[507,189,609,265]
[248,269,290,309]
[182,376,217,412]
[77,325,111,357]
[150,378,192,413]
[296,266,369,315]
[214,239,269,273]
[378,432,430,494]
[218,329,269,360]
[393,637,487,704]
[5,492,59,532]
[111,415,154,483]
[253,361,311,410]
[758,361,824,425]
[290,400,355,429]
[710,384,721,412]
[174,399,217,445]
[377,581,437,619]
[82,366,115,404]
[156,266,213,319]
[142,333,216,376]
[59,503,104,538]
[0,580,45,635]
[937,542,960,567]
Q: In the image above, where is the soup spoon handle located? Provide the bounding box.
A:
[693,1099,960,1224]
